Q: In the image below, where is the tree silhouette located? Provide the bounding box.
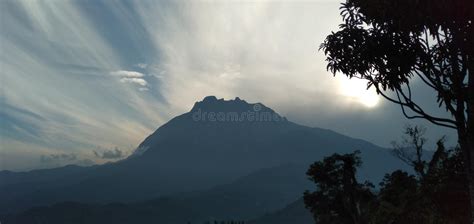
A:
[391,125,428,178]
[304,134,468,223]
[320,0,474,219]
[303,151,375,224]
[378,126,469,223]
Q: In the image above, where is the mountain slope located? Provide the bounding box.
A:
[249,198,313,224]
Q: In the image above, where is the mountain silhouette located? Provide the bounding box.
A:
[0,96,409,217]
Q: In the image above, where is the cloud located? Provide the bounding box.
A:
[133,1,345,113]
[40,153,77,164]
[111,70,149,87]
[110,70,145,78]
[1,1,169,170]
[39,153,96,168]
[94,147,124,159]
[135,63,148,69]
[119,77,148,86]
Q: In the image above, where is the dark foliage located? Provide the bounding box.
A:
[304,151,375,224]
[304,127,469,224]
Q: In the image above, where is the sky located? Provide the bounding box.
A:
[0,0,457,171]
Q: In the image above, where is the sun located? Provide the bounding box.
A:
[338,76,380,108]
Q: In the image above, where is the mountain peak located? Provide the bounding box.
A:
[199,96,246,104]
[202,95,218,103]
[191,96,252,112]
[189,96,286,122]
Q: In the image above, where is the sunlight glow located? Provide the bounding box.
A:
[339,77,380,108]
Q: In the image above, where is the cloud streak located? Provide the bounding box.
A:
[120,77,148,86]
[110,70,145,78]
[111,70,149,87]
[1,0,168,170]
[40,153,77,163]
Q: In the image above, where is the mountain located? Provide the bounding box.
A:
[0,96,408,216]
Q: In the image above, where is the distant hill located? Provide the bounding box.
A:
[249,198,313,224]
[3,164,311,224]
[0,96,409,217]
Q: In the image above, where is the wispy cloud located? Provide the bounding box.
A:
[93,147,124,159]
[40,153,77,163]
[135,63,148,69]
[1,0,169,170]
[40,153,95,168]
[110,70,145,78]
[132,1,346,112]
[120,77,148,86]
[111,70,149,87]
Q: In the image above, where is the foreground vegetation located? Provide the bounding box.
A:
[304,126,469,223]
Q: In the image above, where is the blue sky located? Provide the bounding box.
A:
[0,0,456,171]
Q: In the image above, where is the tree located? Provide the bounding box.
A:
[304,137,468,223]
[380,125,469,223]
[320,0,474,219]
[373,170,427,224]
[391,125,428,178]
[303,151,375,224]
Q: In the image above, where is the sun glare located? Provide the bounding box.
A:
[339,77,380,108]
